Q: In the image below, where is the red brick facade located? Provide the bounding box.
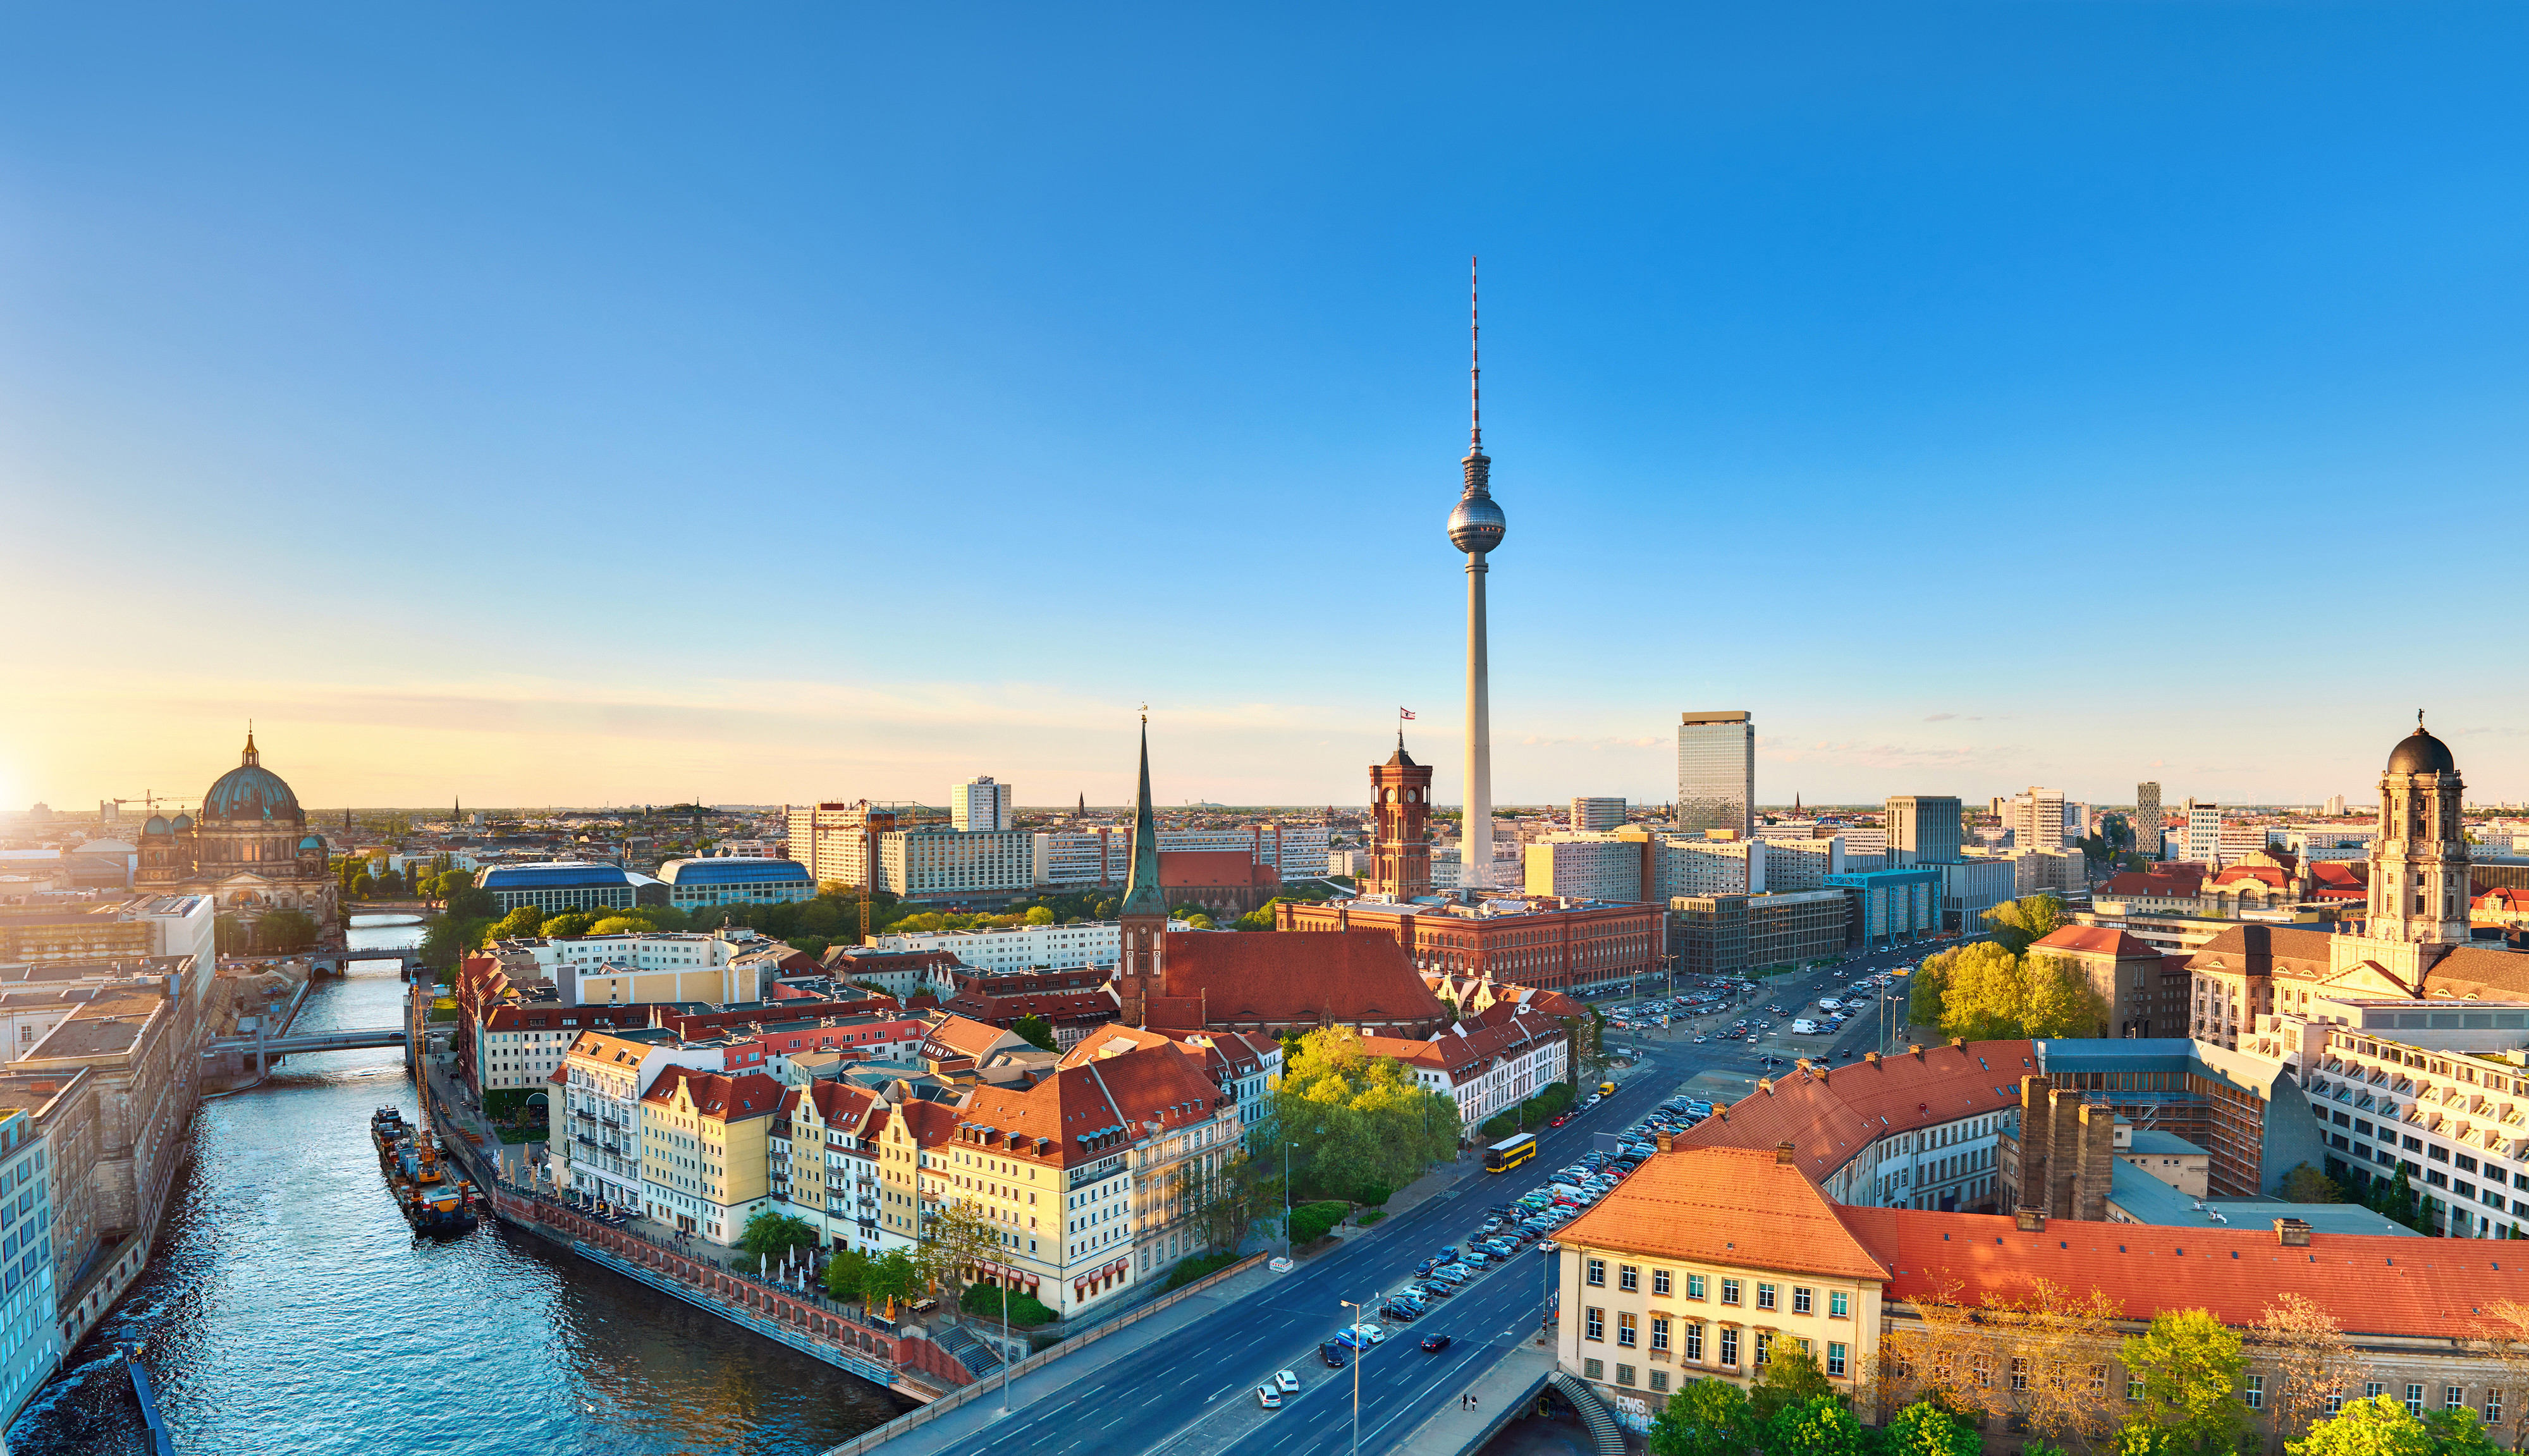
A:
[1275,896,1663,993]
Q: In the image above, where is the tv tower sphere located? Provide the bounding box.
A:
[1447,483,1505,555]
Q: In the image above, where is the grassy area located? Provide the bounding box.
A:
[1162,1251,1242,1290]
[426,1007,456,1023]
[496,1125,547,1144]
[962,1280,1057,1326]
[1360,1209,1385,1226]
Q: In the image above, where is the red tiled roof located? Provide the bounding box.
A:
[957,1036,1227,1168]
[2031,927,2159,959]
[2100,870,2204,897]
[923,1014,1017,1060]
[638,1065,782,1121]
[1675,1040,2037,1182]
[1840,1206,2529,1340]
[1145,929,1448,1028]
[2210,866,2289,890]
[1559,1146,1889,1282]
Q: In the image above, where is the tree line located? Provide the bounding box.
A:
[1906,896,2112,1041]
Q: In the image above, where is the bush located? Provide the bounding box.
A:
[1289,1200,1350,1245]
[1481,1112,1518,1139]
[960,1280,1057,1327]
[1163,1251,1242,1290]
[1361,1210,1385,1226]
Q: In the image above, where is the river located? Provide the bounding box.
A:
[4,914,908,1456]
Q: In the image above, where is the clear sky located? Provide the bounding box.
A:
[4,3,2525,814]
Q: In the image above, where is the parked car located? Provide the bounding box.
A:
[1321,1342,1347,1367]
[1421,1335,1454,1353]
[1275,1371,1300,1393]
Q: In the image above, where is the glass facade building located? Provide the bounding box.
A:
[1676,712,1754,840]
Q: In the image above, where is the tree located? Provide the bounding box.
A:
[735,1209,819,1275]
[589,915,653,936]
[917,1197,1001,1305]
[1751,1344,1836,1422]
[541,911,596,939]
[860,1249,921,1318]
[1767,1395,1863,1456]
[1011,1015,1057,1052]
[1274,1026,1462,1201]
[1880,1400,1982,1456]
[1022,905,1055,925]
[2252,1292,2368,1452]
[2425,1409,2506,1456]
[2280,1165,2344,1205]
[2468,1300,2529,1452]
[257,908,320,953]
[1986,895,2069,955]
[2022,955,2114,1039]
[1982,1276,2126,1447]
[1649,1378,1753,1456]
[489,906,547,941]
[821,1247,873,1304]
[2288,1394,2437,1456]
[2122,1308,2251,1456]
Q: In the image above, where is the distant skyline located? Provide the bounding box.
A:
[5,4,2526,812]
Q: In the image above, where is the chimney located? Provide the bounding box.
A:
[1865,1051,1880,1067]
[1909,1044,1925,1060]
[2014,1207,2046,1232]
[1774,1141,1796,1165]
[2275,1217,2313,1247]
[1948,1036,1964,1049]
[1656,1132,1673,1154]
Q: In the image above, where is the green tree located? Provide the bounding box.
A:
[1880,1400,1981,1456]
[1765,1394,1863,1456]
[1273,1025,1462,1201]
[541,911,597,939]
[1023,905,1055,925]
[1012,1015,1058,1053]
[821,1246,873,1303]
[257,908,320,952]
[860,1248,921,1317]
[916,1197,1001,1304]
[2122,1308,2251,1456]
[2423,1407,2505,1456]
[1985,895,2068,955]
[2022,953,2114,1038]
[2280,1163,2344,1204]
[735,1208,818,1275]
[589,914,653,936]
[489,906,547,941]
[1749,1345,1835,1422]
[1649,1377,1753,1456]
[2288,1395,2437,1456]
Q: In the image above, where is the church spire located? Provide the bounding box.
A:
[1122,708,1165,919]
[242,722,259,768]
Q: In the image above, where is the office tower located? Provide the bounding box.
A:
[1445,260,1507,890]
[1676,712,1754,840]
[950,776,1013,833]
[2324,793,2346,817]
[1884,795,1964,866]
[2006,787,2067,850]
[2184,800,2222,864]
[1569,797,1626,832]
[2136,783,2161,861]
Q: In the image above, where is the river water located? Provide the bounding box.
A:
[4,915,907,1456]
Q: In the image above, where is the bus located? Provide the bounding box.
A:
[1485,1132,1537,1174]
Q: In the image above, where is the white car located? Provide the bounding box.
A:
[1275,1370,1299,1393]
[1258,1387,1283,1410]
[1350,1322,1387,1345]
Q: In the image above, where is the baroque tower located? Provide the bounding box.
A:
[1367,733,1435,900]
[2368,714,2470,946]
[1117,714,1167,1027]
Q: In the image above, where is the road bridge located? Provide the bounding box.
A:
[202,1024,410,1074]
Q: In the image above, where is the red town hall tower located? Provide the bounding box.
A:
[1366,738,1433,900]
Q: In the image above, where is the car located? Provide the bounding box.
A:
[1275,1371,1299,1393]
[1692,1034,1706,1043]
[1460,1251,1491,1267]
[1415,1259,1437,1276]
[1549,1113,1571,1127]
[1258,1386,1282,1410]
[1438,1245,1458,1261]
[1421,1335,1454,1353]
[1381,1303,1418,1322]
[1419,1280,1457,1298]
[1321,1342,1347,1367]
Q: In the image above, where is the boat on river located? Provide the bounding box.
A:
[370,1106,479,1234]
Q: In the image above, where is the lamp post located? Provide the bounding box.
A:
[997,1280,1012,1415]
[1338,1295,1365,1456]
[1283,1141,1299,1256]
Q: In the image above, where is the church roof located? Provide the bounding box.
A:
[204,758,302,823]
[2388,725,2458,775]
[1121,721,1166,919]
[1142,929,1447,1028]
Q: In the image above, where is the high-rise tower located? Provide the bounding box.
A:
[2368,714,2470,945]
[1446,259,1506,891]
[1117,713,1168,1027]
[1676,712,1754,840]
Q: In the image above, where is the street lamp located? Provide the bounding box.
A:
[996,1279,1013,1415]
[1338,1295,1366,1456]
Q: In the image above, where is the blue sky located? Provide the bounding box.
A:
[4,3,2526,812]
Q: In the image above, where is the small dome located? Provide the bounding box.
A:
[2387,728,2457,776]
[298,835,326,851]
[142,815,171,836]
[170,813,193,831]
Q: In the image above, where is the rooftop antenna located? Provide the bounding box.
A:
[1469,256,1481,450]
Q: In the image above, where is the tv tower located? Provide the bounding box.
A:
[1445,258,1507,891]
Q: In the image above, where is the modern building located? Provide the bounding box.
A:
[1823,868,1941,948]
[1675,712,1754,842]
[871,921,1129,973]
[1365,741,1435,901]
[1033,823,1330,890]
[655,857,814,912]
[1570,798,1626,833]
[1525,834,1648,903]
[1882,795,1962,867]
[0,1108,56,1431]
[2185,800,2224,865]
[2136,781,2162,860]
[2004,786,2068,850]
[878,826,1038,903]
[1937,859,2016,934]
[0,893,213,969]
[1669,892,1850,976]
[476,862,642,915]
[950,777,1013,833]
[783,802,915,891]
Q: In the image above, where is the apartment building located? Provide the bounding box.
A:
[637,1066,783,1243]
[768,1079,891,1255]
[870,921,1127,973]
[1280,895,1664,995]
[880,826,1038,902]
[1361,1000,1569,1128]
[1571,798,1627,832]
[552,1029,730,1212]
[1526,835,1650,902]
[1035,823,1332,889]
[0,1110,56,1431]
[950,777,1013,833]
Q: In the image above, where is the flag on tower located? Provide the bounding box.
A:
[1400,708,1416,719]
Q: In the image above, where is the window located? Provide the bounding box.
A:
[1586,1307,1604,1342]
[2327,1393,2344,1417]
[1756,1282,1778,1311]
[2012,1358,2030,1392]
[1754,1331,1773,1366]
[1619,1312,1638,1349]
[1687,1275,1708,1300]
[2246,1374,2264,1410]
[1828,1290,1851,1318]
[1615,1364,1636,1388]
[1651,1371,1671,1393]
[1620,1264,1639,1292]
[1584,1358,1604,1380]
[1793,1287,1813,1315]
[2487,1392,2503,1426]
[2408,1385,2426,1417]
[2449,1387,2467,1413]
[2367,1383,2386,1402]
[1685,1322,1705,1362]
[2126,1380,2144,1403]
[1653,1269,1672,1297]
[1720,1328,1739,1367]
[1828,1342,1848,1378]
[1721,1279,1742,1306]
[1587,1258,1606,1287]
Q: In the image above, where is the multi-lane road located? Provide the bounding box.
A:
[926,940,1958,1456]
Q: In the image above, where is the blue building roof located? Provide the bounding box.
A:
[475,861,637,890]
[657,857,812,886]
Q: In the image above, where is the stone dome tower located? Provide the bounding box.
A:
[2368,714,2470,946]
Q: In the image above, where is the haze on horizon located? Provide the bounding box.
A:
[4,4,2525,815]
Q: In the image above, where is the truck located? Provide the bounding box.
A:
[1791,1019,1823,1034]
[1816,998,1842,1012]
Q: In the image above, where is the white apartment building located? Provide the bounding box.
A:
[1526,835,1645,902]
[2186,802,2223,864]
[2291,1010,2529,1239]
[2280,826,2377,862]
[871,920,1133,972]
[881,826,1036,900]
[1373,1005,1569,1129]
[553,1031,728,1211]
[951,777,1013,833]
[1761,837,1846,891]
[497,930,760,1006]
[1032,823,1332,889]
[2006,787,2069,850]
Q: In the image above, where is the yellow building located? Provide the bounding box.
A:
[637,1066,781,1245]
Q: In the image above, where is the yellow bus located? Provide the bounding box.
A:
[1485,1132,1537,1173]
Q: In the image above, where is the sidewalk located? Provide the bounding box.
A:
[1394,1343,1559,1456]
